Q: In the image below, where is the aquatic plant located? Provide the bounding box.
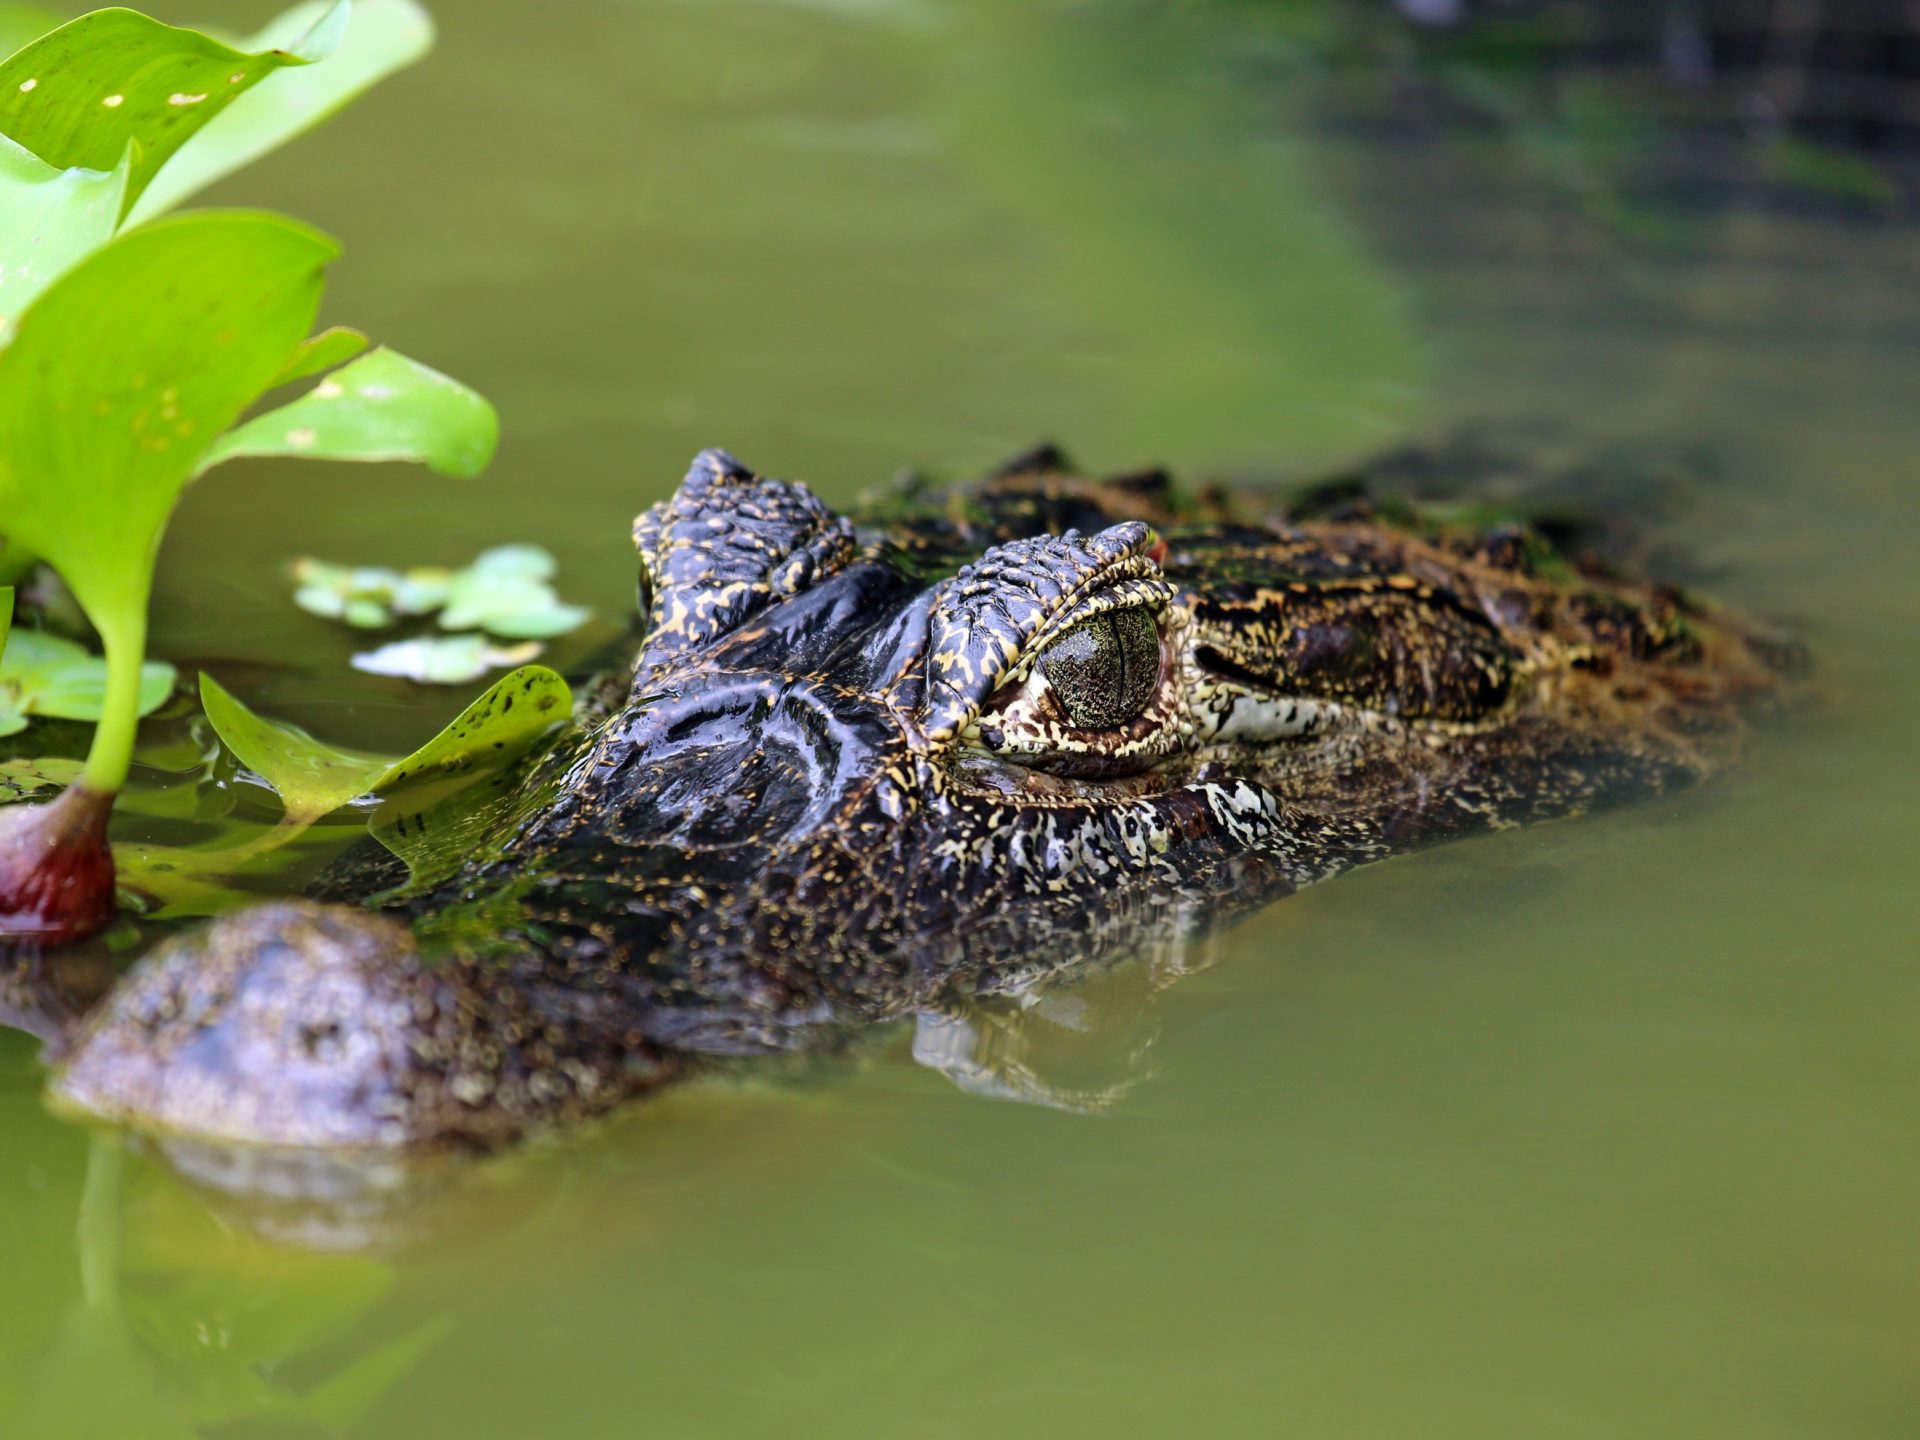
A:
[0,2,491,942]
[292,541,592,681]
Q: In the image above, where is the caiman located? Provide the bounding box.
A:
[46,447,1798,1152]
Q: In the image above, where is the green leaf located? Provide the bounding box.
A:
[376,664,571,788]
[0,3,346,212]
[198,672,391,825]
[369,667,575,889]
[351,634,543,684]
[1,754,84,802]
[290,544,588,643]
[289,555,454,629]
[442,590,591,639]
[466,543,555,582]
[371,759,541,894]
[198,345,499,479]
[0,210,335,628]
[0,585,10,655]
[130,0,435,224]
[438,547,590,637]
[270,324,369,386]
[0,133,129,339]
[199,664,571,823]
[0,629,174,723]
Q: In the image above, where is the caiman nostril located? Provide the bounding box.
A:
[300,1021,345,1060]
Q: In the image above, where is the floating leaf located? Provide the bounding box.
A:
[199,664,570,820]
[288,556,452,628]
[375,664,571,788]
[198,345,499,479]
[198,673,391,825]
[369,668,576,889]
[372,761,543,895]
[352,635,543,685]
[0,3,345,212]
[463,543,554,583]
[289,543,589,644]
[0,630,174,736]
[129,0,437,224]
[1,754,82,803]
[439,552,590,637]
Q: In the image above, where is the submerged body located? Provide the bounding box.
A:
[52,449,1796,1149]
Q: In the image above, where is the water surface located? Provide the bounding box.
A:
[2,3,1916,1436]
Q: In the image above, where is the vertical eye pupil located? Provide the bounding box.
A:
[1040,607,1161,729]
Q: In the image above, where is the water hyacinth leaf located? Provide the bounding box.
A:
[352,634,542,684]
[466,543,555,582]
[0,211,335,630]
[0,3,346,211]
[444,594,591,639]
[291,558,393,622]
[198,346,499,479]
[369,667,573,887]
[1,754,84,802]
[130,0,436,224]
[0,134,129,338]
[439,545,590,637]
[198,672,392,824]
[271,324,369,387]
[371,760,535,896]
[289,557,437,627]
[376,664,570,788]
[199,665,568,822]
[391,567,455,615]
[290,544,587,642]
[0,630,175,724]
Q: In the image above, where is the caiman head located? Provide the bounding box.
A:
[50,449,1796,1153]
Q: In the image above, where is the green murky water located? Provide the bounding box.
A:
[4,2,1918,1436]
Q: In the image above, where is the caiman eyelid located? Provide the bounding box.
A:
[1004,580,1174,685]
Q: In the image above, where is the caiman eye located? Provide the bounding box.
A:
[1039,606,1160,730]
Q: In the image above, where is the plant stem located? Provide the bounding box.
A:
[81,606,149,796]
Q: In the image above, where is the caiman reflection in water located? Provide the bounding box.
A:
[50,447,1800,1152]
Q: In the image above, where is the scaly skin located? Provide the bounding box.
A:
[50,448,1798,1151]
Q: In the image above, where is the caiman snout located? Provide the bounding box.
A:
[51,903,436,1148]
[51,901,675,1150]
